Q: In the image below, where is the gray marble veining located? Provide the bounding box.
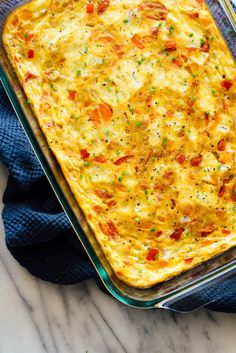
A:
[0,161,236,353]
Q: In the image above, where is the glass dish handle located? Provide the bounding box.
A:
[156,269,236,312]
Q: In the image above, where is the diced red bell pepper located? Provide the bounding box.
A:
[94,155,107,163]
[80,149,90,159]
[28,49,34,58]
[131,34,144,49]
[86,3,94,13]
[220,79,233,91]
[171,228,184,241]
[218,183,226,198]
[172,56,184,68]
[107,200,117,207]
[190,155,202,167]
[94,189,112,199]
[68,90,76,100]
[98,0,110,14]
[201,226,216,237]
[146,248,159,261]
[99,220,118,238]
[222,229,231,235]
[25,72,37,82]
[177,154,186,164]
[138,1,168,21]
[217,139,226,151]
[171,199,176,209]
[165,40,177,51]
[114,155,134,166]
[200,41,209,53]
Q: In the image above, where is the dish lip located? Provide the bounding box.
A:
[0,0,236,310]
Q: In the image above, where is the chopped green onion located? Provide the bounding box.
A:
[162,137,168,146]
[82,46,88,54]
[169,25,174,34]
[200,38,205,45]
[137,57,145,66]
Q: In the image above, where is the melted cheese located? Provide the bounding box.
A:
[3,0,236,288]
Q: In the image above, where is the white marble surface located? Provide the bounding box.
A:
[0,162,236,353]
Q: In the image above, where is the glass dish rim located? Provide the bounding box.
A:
[0,0,236,310]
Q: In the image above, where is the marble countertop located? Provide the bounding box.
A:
[0,161,236,353]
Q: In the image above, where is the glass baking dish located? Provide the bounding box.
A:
[1,0,236,311]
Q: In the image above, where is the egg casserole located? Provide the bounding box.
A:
[3,0,236,288]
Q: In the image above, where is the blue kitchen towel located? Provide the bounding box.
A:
[1,0,236,313]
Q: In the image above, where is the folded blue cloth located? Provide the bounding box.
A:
[0,0,236,312]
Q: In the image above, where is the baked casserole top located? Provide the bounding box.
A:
[3,0,236,287]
